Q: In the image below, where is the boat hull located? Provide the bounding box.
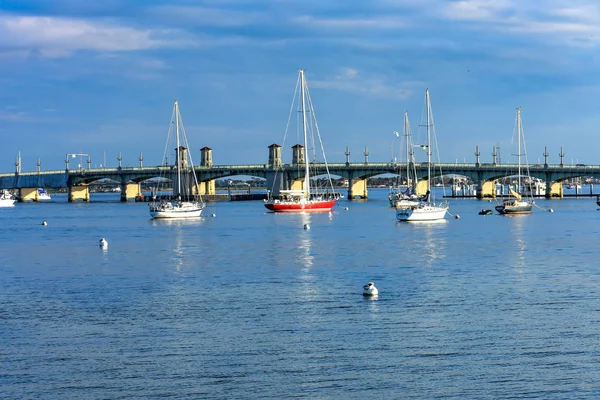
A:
[0,199,16,208]
[149,201,204,219]
[495,200,532,215]
[396,204,448,221]
[264,199,337,212]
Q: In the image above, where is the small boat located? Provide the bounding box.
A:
[0,190,16,208]
[495,107,533,215]
[37,188,51,201]
[264,70,338,213]
[479,209,493,215]
[148,101,205,219]
[396,89,449,222]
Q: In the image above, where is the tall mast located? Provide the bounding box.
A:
[426,89,431,197]
[404,111,410,187]
[517,106,521,193]
[175,101,182,198]
[300,69,310,198]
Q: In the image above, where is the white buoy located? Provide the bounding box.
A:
[344,207,349,211]
[363,282,378,296]
[99,238,108,248]
[455,214,460,219]
[548,208,554,213]
[42,220,47,226]
[304,224,310,230]
[211,213,216,217]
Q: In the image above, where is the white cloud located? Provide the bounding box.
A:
[311,68,414,99]
[0,13,192,57]
[293,14,408,30]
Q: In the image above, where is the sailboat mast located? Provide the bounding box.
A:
[175,101,182,199]
[517,106,521,193]
[404,111,410,188]
[426,89,432,195]
[300,69,310,198]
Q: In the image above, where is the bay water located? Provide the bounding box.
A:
[2,189,600,399]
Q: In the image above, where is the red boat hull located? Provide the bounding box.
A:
[264,199,337,212]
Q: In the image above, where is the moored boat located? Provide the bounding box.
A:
[264,69,338,213]
[396,89,449,222]
[148,101,205,219]
[0,190,16,207]
[495,107,533,215]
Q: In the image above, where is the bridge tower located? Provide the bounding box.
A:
[292,144,305,164]
[196,146,215,196]
[266,144,285,198]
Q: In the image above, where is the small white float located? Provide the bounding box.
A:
[363,282,378,296]
[99,238,108,248]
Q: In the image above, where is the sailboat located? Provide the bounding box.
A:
[0,190,16,207]
[396,89,449,222]
[148,101,206,219]
[495,107,533,215]
[388,111,420,209]
[264,69,338,212]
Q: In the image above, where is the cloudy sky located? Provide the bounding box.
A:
[1,0,599,170]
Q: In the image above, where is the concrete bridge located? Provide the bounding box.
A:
[1,146,598,201]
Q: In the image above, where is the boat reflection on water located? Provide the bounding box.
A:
[397,218,448,269]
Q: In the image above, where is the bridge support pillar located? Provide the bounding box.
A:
[545,182,563,199]
[348,178,368,199]
[196,180,215,195]
[120,182,142,202]
[415,180,428,197]
[68,184,89,202]
[290,179,305,192]
[18,187,39,202]
[476,181,496,199]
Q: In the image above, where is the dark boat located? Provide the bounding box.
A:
[479,209,493,215]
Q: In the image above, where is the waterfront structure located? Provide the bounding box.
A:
[1,146,599,202]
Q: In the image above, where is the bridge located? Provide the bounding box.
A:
[1,162,598,201]
[0,146,598,201]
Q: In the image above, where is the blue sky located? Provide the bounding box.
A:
[1,0,599,171]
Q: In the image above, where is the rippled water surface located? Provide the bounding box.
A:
[2,190,600,399]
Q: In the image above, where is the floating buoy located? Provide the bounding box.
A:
[548,208,554,213]
[455,214,460,219]
[344,207,349,211]
[363,282,378,296]
[211,213,216,217]
[99,238,108,248]
[42,220,47,226]
[303,224,310,230]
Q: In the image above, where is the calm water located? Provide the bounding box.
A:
[2,189,600,399]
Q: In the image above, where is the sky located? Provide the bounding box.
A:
[1,0,599,171]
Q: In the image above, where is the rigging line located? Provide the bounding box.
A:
[178,107,202,200]
[268,73,302,196]
[305,78,335,193]
[162,104,177,167]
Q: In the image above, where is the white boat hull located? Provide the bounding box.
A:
[0,198,16,208]
[396,204,448,221]
[149,201,204,219]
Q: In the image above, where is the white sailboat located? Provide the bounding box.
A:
[148,101,206,219]
[389,111,420,209]
[495,107,533,215]
[396,89,449,222]
[264,69,338,212]
[0,190,16,207]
